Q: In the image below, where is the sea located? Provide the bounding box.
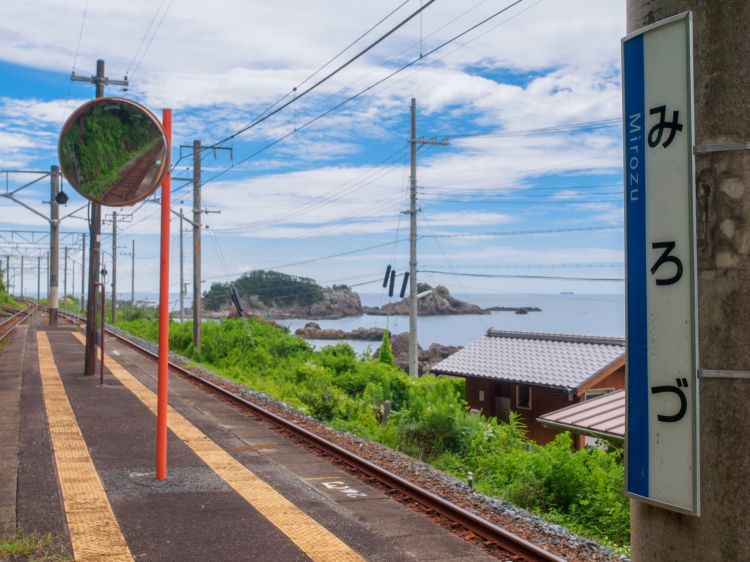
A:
[275,293,625,355]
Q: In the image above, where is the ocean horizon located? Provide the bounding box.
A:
[276,292,625,354]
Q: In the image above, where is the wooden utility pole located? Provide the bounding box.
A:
[627,2,750,560]
[76,59,128,375]
[407,98,448,377]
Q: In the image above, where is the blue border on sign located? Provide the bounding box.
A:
[623,33,649,498]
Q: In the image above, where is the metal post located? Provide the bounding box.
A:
[192,139,202,351]
[627,2,750,560]
[81,233,86,312]
[37,255,40,302]
[179,208,184,323]
[20,255,24,298]
[131,239,135,307]
[5,256,9,292]
[157,109,172,480]
[408,98,418,377]
[111,210,117,323]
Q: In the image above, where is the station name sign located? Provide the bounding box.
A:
[622,12,699,515]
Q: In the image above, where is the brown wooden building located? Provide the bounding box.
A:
[431,330,625,445]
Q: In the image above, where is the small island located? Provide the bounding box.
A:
[200,270,541,320]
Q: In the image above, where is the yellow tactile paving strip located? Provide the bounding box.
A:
[36,332,133,562]
[70,332,364,562]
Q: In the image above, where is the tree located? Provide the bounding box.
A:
[378,330,395,366]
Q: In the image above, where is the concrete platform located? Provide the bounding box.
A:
[0,321,497,562]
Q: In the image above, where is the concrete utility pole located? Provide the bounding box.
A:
[627,3,750,561]
[131,240,135,306]
[63,246,68,299]
[175,141,225,348]
[111,211,117,322]
[49,166,60,325]
[80,233,86,312]
[179,209,185,323]
[192,140,202,351]
[76,59,128,376]
[407,98,448,377]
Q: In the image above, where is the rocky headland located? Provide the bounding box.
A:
[363,285,488,316]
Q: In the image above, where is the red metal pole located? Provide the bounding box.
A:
[156,109,172,480]
[100,283,105,384]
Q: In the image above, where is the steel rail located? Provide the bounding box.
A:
[57,310,565,562]
[0,303,34,342]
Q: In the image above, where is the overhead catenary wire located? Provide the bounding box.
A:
[421,225,623,238]
[419,270,624,282]
[198,0,529,189]
[125,0,167,78]
[210,0,438,149]
[128,0,175,81]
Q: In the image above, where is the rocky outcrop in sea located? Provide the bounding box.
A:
[363,285,488,316]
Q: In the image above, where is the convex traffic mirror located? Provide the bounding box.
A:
[59,98,168,206]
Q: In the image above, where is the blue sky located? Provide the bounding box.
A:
[1,0,626,308]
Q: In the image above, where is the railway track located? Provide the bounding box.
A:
[56,310,566,562]
[0,302,34,343]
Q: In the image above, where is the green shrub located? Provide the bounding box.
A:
[114,316,629,550]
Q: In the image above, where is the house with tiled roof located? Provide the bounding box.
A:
[431,329,625,445]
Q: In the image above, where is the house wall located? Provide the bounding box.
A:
[462,364,626,447]
[465,378,495,417]
[579,363,625,395]
[510,384,573,445]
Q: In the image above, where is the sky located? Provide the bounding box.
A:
[0,0,627,309]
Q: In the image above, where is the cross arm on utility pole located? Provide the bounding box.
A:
[414,137,450,147]
[71,70,129,91]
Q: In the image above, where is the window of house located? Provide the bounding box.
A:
[516,384,532,410]
[478,390,485,402]
[585,388,614,400]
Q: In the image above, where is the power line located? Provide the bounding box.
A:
[274,238,409,270]
[211,0,438,148]
[209,143,410,233]
[421,225,623,238]
[451,118,621,140]
[296,0,414,92]
[71,0,89,75]
[199,0,528,188]
[422,262,623,269]
[128,0,175,81]
[125,0,167,77]
[419,270,623,281]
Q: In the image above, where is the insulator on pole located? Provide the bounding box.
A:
[229,284,244,317]
[383,264,392,288]
[388,270,396,297]
[400,272,410,298]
